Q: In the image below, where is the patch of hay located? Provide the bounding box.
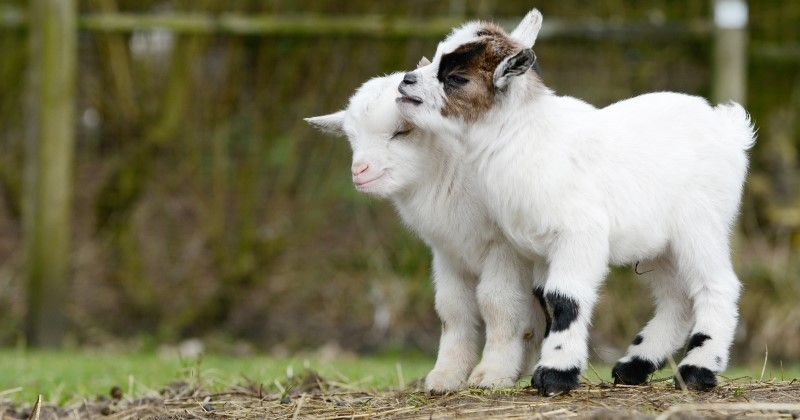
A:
[2,373,799,419]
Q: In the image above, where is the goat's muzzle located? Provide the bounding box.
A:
[402,72,417,85]
[398,72,423,105]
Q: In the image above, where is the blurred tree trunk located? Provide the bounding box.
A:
[24,0,77,348]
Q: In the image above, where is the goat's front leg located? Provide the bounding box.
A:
[532,232,609,395]
[425,251,481,393]
[467,246,543,389]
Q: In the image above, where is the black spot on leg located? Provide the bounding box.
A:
[675,365,717,391]
[544,292,579,333]
[554,345,562,350]
[533,287,552,338]
[632,335,643,346]
[611,357,666,385]
[532,366,581,395]
[686,333,711,354]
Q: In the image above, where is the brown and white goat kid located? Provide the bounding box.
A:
[397,9,756,395]
[306,72,548,392]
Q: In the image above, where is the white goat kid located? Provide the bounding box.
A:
[306,72,547,392]
[397,9,756,395]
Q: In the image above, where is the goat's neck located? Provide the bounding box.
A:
[393,141,462,209]
[464,86,557,152]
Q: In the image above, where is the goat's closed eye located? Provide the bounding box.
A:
[447,74,469,86]
[391,128,413,139]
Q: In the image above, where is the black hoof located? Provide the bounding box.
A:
[612,357,664,385]
[531,366,580,396]
[675,365,717,391]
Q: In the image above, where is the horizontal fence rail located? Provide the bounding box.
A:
[77,14,715,40]
[3,6,795,60]
[2,7,713,40]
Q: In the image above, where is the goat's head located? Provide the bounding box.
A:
[397,9,544,133]
[305,73,439,198]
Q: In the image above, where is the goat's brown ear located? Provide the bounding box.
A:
[417,56,431,68]
[305,111,346,136]
[493,49,536,90]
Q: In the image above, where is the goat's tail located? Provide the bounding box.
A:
[714,101,757,151]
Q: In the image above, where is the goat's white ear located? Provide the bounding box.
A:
[510,9,543,48]
[493,48,536,90]
[304,111,346,137]
[417,56,431,68]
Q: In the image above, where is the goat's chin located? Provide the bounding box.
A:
[397,107,449,135]
[354,181,392,197]
[397,101,422,119]
[356,187,392,198]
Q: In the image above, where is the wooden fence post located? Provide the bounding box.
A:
[24,0,77,347]
[712,0,748,104]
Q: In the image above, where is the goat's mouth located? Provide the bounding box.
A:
[397,87,423,105]
[397,95,422,105]
[354,172,386,191]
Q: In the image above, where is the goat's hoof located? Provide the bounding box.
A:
[612,357,663,385]
[425,368,467,394]
[531,366,580,396]
[675,365,717,391]
[468,366,517,389]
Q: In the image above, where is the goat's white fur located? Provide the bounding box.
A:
[398,9,755,392]
[306,73,548,392]
[509,9,543,48]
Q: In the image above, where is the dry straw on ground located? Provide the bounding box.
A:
[2,372,799,419]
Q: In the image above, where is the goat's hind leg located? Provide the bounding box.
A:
[612,257,693,385]
[673,229,741,391]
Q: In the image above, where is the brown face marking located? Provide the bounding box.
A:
[438,23,522,122]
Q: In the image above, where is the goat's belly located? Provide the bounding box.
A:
[500,223,555,260]
[607,227,668,266]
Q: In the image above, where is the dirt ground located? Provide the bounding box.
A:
[4,373,800,419]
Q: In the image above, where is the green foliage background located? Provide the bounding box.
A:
[0,0,798,365]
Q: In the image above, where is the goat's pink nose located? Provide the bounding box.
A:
[352,161,369,176]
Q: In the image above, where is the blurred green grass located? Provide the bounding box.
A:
[0,348,434,405]
[1,349,797,407]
